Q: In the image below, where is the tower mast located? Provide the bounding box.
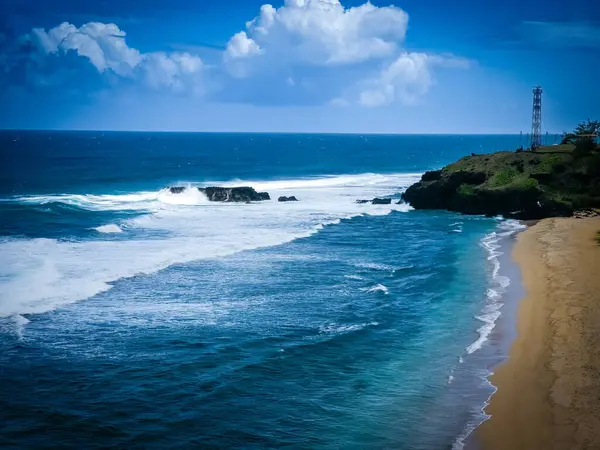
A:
[530,86,542,150]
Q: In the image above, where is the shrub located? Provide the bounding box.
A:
[490,168,517,187]
[562,119,600,144]
[573,138,597,158]
[513,177,539,191]
[538,155,562,172]
[458,183,475,196]
[586,154,600,177]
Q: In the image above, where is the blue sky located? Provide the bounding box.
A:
[0,0,598,133]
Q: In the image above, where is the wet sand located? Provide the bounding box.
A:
[478,217,600,450]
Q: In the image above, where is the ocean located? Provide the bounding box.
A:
[0,131,525,449]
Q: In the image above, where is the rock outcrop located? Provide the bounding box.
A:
[168,186,270,202]
[278,196,298,202]
[574,208,600,219]
[371,198,392,205]
[199,187,270,202]
[356,198,392,205]
[402,148,600,220]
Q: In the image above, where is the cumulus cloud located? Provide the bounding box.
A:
[28,21,204,91]
[3,1,470,107]
[220,0,468,107]
[225,0,408,71]
[358,53,471,107]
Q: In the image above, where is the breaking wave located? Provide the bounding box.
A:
[0,172,420,318]
[94,224,123,234]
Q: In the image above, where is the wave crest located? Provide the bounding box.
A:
[0,172,420,318]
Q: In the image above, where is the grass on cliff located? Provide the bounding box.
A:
[442,144,600,210]
[444,151,563,192]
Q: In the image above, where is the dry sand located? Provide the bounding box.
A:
[478,217,600,450]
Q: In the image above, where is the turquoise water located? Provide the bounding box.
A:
[0,132,524,449]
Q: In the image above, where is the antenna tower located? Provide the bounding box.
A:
[530,86,542,149]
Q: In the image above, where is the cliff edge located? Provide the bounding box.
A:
[402,146,600,220]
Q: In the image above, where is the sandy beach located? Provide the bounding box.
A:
[478,217,600,450]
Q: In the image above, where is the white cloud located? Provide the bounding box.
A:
[225,0,408,70]
[225,31,262,59]
[359,52,432,107]
[221,0,468,107]
[19,2,470,107]
[139,52,203,91]
[30,22,203,91]
[358,53,471,107]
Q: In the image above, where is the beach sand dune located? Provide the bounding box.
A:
[479,217,600,450]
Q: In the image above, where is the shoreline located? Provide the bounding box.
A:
[476,217,600,450]
[457,219,526,450]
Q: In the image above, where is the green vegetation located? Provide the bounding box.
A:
[458,183,476,196]
[562,119,600,145]
[490,167,517,187]
[537,154,563,172]
[513,177,539,190]
[596,231,600,246]
[534,144,575,153]
[562,119,599,158]
[403,119,600,219]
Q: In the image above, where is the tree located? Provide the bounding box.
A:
[562,119,600,144]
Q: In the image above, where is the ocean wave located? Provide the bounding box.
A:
[361,284,389,295]
[355,262,397,272]
[319,321,379,335]
[0,172,420,318]
[0,314,30,341]
[453,218,526,449]
[3,173,421,211]
[94,224,123,234]
[344,274,365,281]
[463,221,523,356]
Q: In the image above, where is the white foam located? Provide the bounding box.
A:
[13,314,30,340]
[463,221,523,356]
[0,172,420,318]
[344,275,365,281]
[94,224,123,234]
[356,262,397,272]
[319,321,379,334]
[453,218,527,449]
[156,187,209,205]
[362,284,389,295]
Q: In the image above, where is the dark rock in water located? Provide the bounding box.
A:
[198,187,270,202]
[372,198,392,205]
[356,198,393,204]
[278,196,298,202]
[169,186,186,194]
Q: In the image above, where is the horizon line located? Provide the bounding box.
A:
[0,129,564,136]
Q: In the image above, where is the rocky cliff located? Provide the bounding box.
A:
[402,147,600,220]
